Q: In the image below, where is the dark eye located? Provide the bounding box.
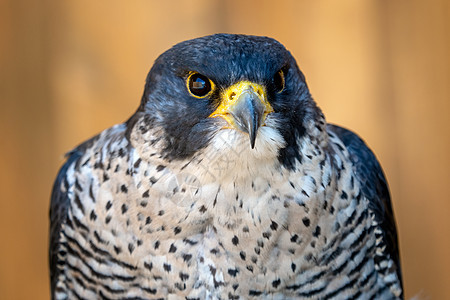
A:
[187,73,212,97]
[273,69,285,93]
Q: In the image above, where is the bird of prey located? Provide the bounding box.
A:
[50,34,403,299]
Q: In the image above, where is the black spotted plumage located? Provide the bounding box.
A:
[50,34,403,299]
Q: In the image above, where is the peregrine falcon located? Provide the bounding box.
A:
[50,34,403,299]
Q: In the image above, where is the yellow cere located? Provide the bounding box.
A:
[209,81,274,127]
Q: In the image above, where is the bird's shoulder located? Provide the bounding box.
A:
[326,124,403,297]
[49,124,128,293]
[49,142,86,294]
[50,123,129,225]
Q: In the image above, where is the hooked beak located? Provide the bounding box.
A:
[209,81,273,148]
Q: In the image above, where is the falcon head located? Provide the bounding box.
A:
[128,34,323,171]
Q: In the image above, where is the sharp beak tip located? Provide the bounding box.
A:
[230,91,265,150]
[250,134,256,149]
[218,84,271,150]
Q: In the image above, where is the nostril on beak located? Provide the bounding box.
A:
[229,92,236,100]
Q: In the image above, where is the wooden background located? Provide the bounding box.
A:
[1,0,449,299]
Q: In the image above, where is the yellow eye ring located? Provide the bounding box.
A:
[186,72,215,98]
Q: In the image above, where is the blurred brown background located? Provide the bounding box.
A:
[1,0,449,299]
